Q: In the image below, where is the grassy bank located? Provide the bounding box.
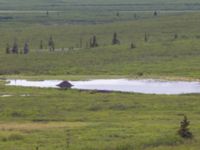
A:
[2,75,200,81]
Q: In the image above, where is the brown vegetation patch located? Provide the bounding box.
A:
[0,122,87,131]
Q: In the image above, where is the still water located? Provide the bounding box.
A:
[6,79,200,95]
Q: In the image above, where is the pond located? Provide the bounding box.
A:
[6,79,200,95]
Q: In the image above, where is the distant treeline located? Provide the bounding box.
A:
[6,31,140,54]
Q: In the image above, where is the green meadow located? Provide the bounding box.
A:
[0,81,200,150]
[0,12,200,78]
[0,0,200,150]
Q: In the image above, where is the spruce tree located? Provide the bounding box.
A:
[48,36,55,51]
[116,12,120,17]
[178,115,193,139]
[46,11,49,17]
[130,42,136,49]
[92,36,98,47]
[174,33,178,40]
[23,42,29,54]
[40,40,43,50]
[112,32,120,45]
[154,11,158,16]
[134,13,137,20]
[90,35,98,48]
[12,40,18,54]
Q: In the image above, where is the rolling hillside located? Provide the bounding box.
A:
[0,0,200,10]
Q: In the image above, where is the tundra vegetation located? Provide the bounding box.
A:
[0,0,200,150]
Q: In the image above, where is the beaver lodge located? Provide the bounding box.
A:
[57,81,73,89]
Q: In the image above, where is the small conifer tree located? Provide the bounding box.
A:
[174,33,178,40]
[40,40,43,49]
[116,12,120,17]
[154,11,158,16]
[134,13,137,20]
[112,32,120,45]
[93,35,98,47]
[89,36,98,48]
[178,115,193,139]
[46,11,49,17]
[23,41,29,54]
[130,42,136,49]
[48,36,55,51]
[12,40,18,54]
